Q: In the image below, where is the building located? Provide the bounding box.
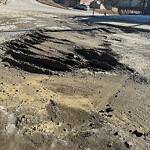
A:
[117,0,142,8]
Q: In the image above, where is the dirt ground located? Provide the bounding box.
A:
[0,3,150,150]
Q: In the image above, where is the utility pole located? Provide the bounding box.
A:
[142,0,146,14]
[145,0,150,15]
[92,0,96,16]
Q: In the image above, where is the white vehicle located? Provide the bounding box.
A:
[75,4,90,11]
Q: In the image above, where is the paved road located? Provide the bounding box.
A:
[1,0,95,15]
[0,0,98,44]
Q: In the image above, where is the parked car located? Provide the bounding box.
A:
[75,4,89,11]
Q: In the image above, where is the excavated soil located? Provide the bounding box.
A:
[1,27,149,84]
[1,29,123,74]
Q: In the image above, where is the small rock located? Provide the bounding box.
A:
[81,131,92,138]
[78,145,83,149]
[107,142,113,147]
[107,114,113,117]
[99,110,105,113]
[32,127,36,131]
[132,130,143,137]
[114,132,118,136]
[124,141,132,148]
[89,122,93,126]
[144,131,150,140]
[129,130,132,133]
[105,107,114,113]
[50,100,57,106]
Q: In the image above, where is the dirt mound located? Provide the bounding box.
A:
[1,29,123,74]
[75,48,119,71]
[1,28,149,84]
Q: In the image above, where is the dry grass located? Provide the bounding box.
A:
[36,0,65,9]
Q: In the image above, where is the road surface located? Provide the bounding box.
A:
[0,0,95,15]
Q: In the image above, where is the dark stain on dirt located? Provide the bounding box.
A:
[46,100,103,129]
[1,30,124,73]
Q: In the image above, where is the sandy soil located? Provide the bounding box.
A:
[0,1,150,150]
